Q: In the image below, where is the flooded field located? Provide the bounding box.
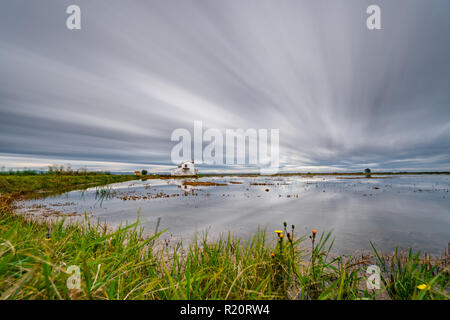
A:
[17,174,450,255]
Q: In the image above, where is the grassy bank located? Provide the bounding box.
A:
[0,174,448,300]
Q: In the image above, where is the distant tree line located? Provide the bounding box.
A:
[0,165,111,176]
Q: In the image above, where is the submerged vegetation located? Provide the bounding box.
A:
[0,173,448,300]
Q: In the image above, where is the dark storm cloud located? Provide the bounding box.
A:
[0,0,449,172]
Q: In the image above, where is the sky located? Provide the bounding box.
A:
[0,0,449,173]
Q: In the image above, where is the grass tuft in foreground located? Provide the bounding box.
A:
[1,214,448,299]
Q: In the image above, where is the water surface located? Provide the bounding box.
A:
[17,174,450,255]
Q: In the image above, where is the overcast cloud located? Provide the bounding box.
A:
[0,0,449,173]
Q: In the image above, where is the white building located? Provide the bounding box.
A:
[171,161,198,176]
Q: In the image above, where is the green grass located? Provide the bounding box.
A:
[0,174,135,198]
[0,174,448,300]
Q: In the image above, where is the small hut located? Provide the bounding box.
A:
[171,161,198,176]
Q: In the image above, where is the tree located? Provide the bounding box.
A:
[141,170,148,175]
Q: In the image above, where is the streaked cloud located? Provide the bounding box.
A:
[0,0,449,172]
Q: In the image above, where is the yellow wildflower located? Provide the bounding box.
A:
[417,284,430,290]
